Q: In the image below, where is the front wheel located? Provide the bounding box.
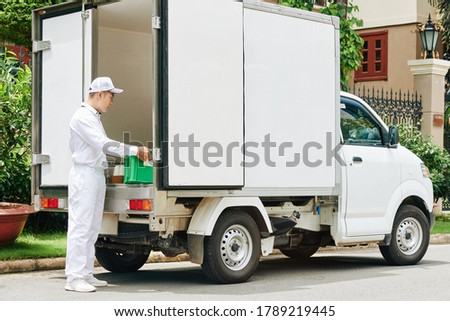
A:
[202,209,261,284]
[379,205,430,265]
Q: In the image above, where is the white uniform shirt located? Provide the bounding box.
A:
[69,103,138,168]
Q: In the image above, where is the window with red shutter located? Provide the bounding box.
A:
[355,31,388,82]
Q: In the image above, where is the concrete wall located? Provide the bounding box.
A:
[349,24,422,92]
[349,0,442,93]
[352,0,436,28]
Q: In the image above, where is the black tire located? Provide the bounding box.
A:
[95,246,150,273]
[379,205,430,265]
[202,209,261,284]
[280,245,320,259]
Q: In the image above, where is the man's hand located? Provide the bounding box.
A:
[137,146,151,162]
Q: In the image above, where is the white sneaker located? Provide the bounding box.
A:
[65,279,96,293]
[85,275,108,287]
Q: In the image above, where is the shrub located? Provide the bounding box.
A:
[0,51,32,203]
[398,122,450,201]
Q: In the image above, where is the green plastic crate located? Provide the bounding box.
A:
[124,155,153,184]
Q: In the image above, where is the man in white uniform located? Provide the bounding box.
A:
[65,77,149,292]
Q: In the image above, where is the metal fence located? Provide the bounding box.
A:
[351,86,423,126]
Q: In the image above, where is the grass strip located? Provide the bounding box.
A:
[431,220,450,234]
[0,232,66,261]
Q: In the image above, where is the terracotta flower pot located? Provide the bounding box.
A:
[0,202,36,245]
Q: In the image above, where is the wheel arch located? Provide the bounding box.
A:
[187,197,272,236]
[401,196,431,221]
[186,197,272,264]
[400,195,434,229]
[399,178,434,223]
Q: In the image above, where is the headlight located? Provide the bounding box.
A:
[421,163,430,178]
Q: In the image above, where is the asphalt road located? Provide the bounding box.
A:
[1,244,449,301]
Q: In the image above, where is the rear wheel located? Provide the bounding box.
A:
[202,209,261,284]
[95,246,150,273]
[379,205,430,265]
[280,245,319,259]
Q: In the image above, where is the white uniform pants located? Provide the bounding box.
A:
[66,165,106,282]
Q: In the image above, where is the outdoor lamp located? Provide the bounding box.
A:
[419,14,441,59]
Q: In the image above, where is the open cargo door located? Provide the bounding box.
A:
[32,3,95,187]
[160,0,244,189]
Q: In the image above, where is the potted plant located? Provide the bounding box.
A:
[0,202,36,245]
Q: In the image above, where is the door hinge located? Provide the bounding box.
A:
[81,9,90,20]
[32,154,50,165]
[153,148,162,162]
[152,16,161,30]
[32,40,51,53]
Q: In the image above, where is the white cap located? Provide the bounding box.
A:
[88,77,123,94]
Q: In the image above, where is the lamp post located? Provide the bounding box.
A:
[418,14,441,59]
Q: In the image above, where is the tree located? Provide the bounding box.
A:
[428,0,450,50]
[0,0,65,50]
[279,0,364,90]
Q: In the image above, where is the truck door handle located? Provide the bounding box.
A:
[352,157,363,163]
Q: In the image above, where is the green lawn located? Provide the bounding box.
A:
[0,232,66,261]
[431,219,450,234]
[0,219,449,261]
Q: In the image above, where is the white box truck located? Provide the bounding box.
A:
[31,0,434,283]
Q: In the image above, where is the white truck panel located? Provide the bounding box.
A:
[341,144,401,236]
[243,5,339,191]
[166,0,244,187]
[40,10,93,186]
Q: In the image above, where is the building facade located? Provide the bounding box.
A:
[349,0,439,92]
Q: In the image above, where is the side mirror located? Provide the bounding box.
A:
[388,125,399,147]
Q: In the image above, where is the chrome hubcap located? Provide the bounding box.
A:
[396,217,422,255]
[220,224,253,271]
